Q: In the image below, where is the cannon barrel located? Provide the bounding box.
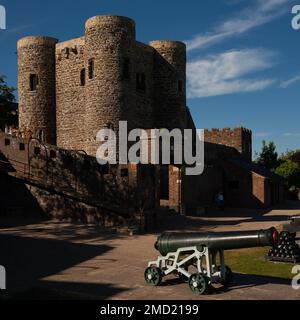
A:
[155,227,278,256]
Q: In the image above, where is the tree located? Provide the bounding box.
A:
[286,150,300,165]
[255,140,279,170]
[280,149,300,162]
[275,160,300,199]
[0,75,16,131]
[275,160,300,189]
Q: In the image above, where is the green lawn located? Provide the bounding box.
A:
[225,247,295,280]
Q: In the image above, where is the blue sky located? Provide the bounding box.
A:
[0,0,299,156]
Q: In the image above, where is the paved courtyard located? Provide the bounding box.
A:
[1,202,300,300]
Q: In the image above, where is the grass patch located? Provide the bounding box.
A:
[225,247,295,280]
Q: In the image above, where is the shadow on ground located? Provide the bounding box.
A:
[0,219,128,242]
[158,272,290,295]
[0,233,131,299]
[211,272,291,295]
[154,201,300,232]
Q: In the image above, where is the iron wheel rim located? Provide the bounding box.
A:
[188,273,208,295]
[144,267,162,286]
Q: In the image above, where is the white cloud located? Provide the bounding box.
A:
[186,0,291,51]
[279,75,300,88]
[283,133,300,137]
[187,48,276,98]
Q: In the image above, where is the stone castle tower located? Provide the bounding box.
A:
[18,36,58,145]
[204,127,252,161]
[17,15,189,156]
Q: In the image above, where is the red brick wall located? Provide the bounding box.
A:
[222,161,266,208]
[205,127,252,161]
[252,173,266,207]
[182,165,223,211]
[168,165,181,211]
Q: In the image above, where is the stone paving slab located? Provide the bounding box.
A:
[1,203,300,300]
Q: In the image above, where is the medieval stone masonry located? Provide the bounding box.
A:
[0,15,284,230]
[204,127,253,161]
[17,15,188,156]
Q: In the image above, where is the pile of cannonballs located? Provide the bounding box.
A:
[267,231,300,262]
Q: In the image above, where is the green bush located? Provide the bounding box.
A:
[275,160,300,199]
[275,160,300,188]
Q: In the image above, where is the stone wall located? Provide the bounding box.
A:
[56,37,86,151]
[17,16,188,158]
[222,160,283,209]
[0,132,158,229]
[150,41,187,130]
[129,42,154,130]
[168,165,181,212]
[204,127,252,161]
[222,160,255,208]
[18,36,58,145]
[252,172,266,208]
[182,165,223,211]
[84,16,136,156]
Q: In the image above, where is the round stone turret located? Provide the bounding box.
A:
[84,16,136,156]
[85,15,136,39]
[150,40,187,129]
[18,36,58,144]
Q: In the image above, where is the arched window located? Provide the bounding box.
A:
[88,58,95,79]
[80,69,86,86]
[123,58,130,80]
[29,74,38,91]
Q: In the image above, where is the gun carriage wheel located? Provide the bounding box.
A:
[144,267,163,286]
[188,273,210,295]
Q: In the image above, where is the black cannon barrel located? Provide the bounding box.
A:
[155,228,278,256]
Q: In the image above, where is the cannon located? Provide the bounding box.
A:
[145,227,278,294]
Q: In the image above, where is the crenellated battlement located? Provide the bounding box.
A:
[204,127,252,160]
[56,37,85,61]
[204,127,252,135]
